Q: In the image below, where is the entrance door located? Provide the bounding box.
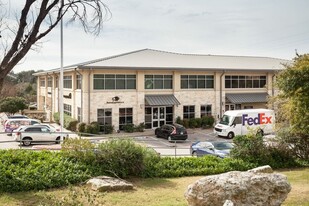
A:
[152,107,165,128]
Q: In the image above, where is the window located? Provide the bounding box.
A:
[183,105,195,119]
[201,105,212,117]
[119,108,133,130]
[40,78,45,87]
[181,75,214,89]
[232,116,242,125]
[77,107,81,122]
[225,75,266,88]
[93,74,136,90]
[97,108,112,131]
[63,76,72,89]
[76,75,82,89]
[47,77,52,87]
[55,77,59,88]
[144,75,173,89]
[63,104,72,116]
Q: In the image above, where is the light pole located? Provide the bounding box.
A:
[59,4,64,138]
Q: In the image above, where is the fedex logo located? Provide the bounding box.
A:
[242,113,272,126]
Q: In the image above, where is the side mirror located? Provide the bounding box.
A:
[231,123,236,127]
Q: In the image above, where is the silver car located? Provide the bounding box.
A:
[13,125,66,146]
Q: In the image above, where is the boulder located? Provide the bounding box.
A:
[184,166,291,206]
[86,176,133,192]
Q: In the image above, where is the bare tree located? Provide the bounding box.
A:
[0,0,111,93]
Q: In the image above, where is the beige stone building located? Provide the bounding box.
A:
[34,49,289,130]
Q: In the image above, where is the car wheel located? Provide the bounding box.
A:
[55,137,61,144]
[192,151,197,157]
[22,137,32,146]
[227,132,234,139]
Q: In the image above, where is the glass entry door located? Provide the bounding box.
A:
[152,107,165,128]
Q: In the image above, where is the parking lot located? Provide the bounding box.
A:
[0,120,231,156]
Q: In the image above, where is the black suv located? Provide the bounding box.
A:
[155,123,188,142]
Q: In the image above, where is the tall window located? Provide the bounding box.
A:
[40,78,45,87]
[77,107,81,122]
[63,104,72,116]
[93,74,136,90]
[201,105,212,117]
[97,108,112,130]
[119,108,133,130]
[76,74,82,89]
[225,75,266,88]
[144,75,173,89]
[63,75,72,89]
[181,75,214,89]
[47,77,52,87]
[183,105,195,119]
[55,77,58,88]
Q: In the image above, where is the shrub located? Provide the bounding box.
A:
[67,120,78,131]
[102,124,114,134]
[195,118,202,128]
[182,119,189,128]
[124,124,134,133]
[230,134,299,169]
[176,116,182,125]
[188,118,198,128]
[134,122,145,132]
[90,122,100,134]
[53,112,78,130]
[201,116,215,128]
[77,122,86,133]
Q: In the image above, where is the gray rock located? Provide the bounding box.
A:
[86,176,133,192]
[248,165,273,174]
[184,167,291,206]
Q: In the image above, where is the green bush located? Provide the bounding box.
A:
[90,122,100,134]
[124,124,135,133]
[53,112,78,130]
[77,122,86,133]
[188,118,198,128]
[0,150,95,192]
[176,116,183,125]
[67,120,78,131]
[201,116,215,128]
[102,124,114,134]
[182,119,189,128]
[230,134,299,169]
[134,122,145,132]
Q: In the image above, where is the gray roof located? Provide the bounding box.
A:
[145,94,180,106]
[225,93,269,104]
[34,49,291,75]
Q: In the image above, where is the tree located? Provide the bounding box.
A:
[275,54,309,160]
[0,96,28,115]
[0,0,111,93]
[276,54,309,135]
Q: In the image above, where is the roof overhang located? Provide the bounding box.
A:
[145,95,180,106]
[225,93,269,104]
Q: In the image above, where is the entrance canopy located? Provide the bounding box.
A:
[145,95,180,106]
[225,93,268,104]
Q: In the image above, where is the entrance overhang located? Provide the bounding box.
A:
[225,93,269,104]
[145,95,180,106]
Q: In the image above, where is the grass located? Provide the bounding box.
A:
[0,168,308,206]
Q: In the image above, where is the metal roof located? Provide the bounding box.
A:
[145,94,180,106]
[34,49,291,75]
[225,93,269,104]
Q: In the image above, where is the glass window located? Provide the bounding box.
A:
[183,105,195,119]
[94,74,136,90]
[201,105,212,117]
[224,75,266,89]
[47,77,52,87]
[97,108,112,131]
[40,78,45,87]
[181,75,214,89]
[63,76,72,89]
[77,107,81,122]
[119,108,133,130]
[145,75,173,89]
[76,75,82,89]
[63,104,72,116]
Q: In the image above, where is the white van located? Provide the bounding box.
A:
[214,109,275,139]
[4,118,41,134]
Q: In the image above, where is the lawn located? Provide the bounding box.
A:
[0,168,308,206]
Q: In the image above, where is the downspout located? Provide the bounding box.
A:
[88,69,91,124]
[219,70,226,118]
[75,68,83,122]
[271,73,276,110]
[46,73,53,121]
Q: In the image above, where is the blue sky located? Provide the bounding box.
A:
[10,0,309,72]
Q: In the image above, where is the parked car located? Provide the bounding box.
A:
[4,118,41,134]
[155,123,188,142]
[190,141,234,158]
[13,125,67,146]
[33,123,60,132]
[2,114,29,125]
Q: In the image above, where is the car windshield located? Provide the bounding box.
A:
[219,115,231,125]
[212,142,234,150]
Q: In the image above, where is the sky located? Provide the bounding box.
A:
[6,0,309,73]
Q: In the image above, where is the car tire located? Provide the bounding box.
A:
[55,137,61,144]
[192,151,197,157]
[22,137,32,146]
[227,132,234,139]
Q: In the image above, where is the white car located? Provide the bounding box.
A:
[13,125,66,146]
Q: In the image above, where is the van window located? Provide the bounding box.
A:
[233,116,242,125]
[219,115,230,125]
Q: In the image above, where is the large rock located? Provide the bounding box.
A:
[86,176,133,192]
[185,166,291,206]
